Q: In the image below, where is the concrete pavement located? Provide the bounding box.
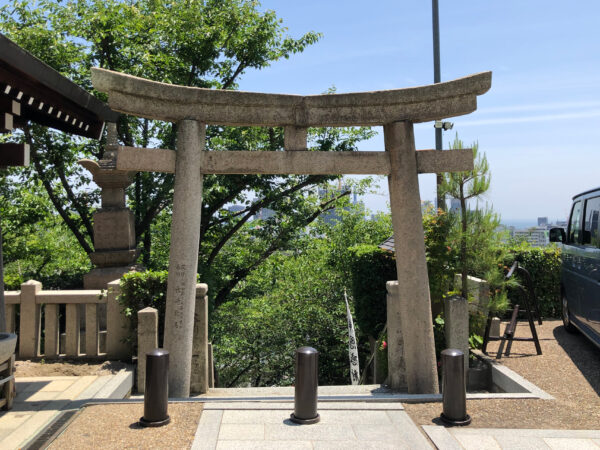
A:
[0,369,133,449]
[191,402,432,450]
[423,426,600,449]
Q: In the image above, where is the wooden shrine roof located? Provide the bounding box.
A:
[0,33,118,140]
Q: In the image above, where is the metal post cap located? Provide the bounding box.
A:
[296,346,318,354]
[147,348,169,357]
[441,348,463,358]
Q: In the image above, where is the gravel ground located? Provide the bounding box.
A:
[48,403,203,449]
[405,320,600,429]
[42,320,600,448]
[15,360,130,377]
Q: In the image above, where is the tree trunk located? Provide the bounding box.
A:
[460,183,468,298]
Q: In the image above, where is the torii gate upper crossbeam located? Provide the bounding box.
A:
[91,68,490,127]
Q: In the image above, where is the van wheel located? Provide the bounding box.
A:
[562,294,577,333]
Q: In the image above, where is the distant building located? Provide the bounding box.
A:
[255,208,275,221]
[537,217,548,227]
[227,205,245,214]
[318,184,359,224]
[512,227,549,247]
[555,220,568,228]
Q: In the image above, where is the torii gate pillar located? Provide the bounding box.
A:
[163,120,204,397]
[385,121,439,393]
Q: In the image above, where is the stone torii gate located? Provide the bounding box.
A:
[91,68,491,396]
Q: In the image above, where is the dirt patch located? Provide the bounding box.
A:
[15,360,130,377]
[48,403,203,449]
[405,320,600,429]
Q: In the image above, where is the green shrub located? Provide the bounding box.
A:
[118,270,203,351]
[117,271,169,350]
[422,208,456,304]
[349,244,396,338]
[502,244,561,318]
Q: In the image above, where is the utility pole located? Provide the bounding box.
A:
[432,0,445,212]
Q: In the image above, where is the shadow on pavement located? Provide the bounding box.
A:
[553,325,600,396]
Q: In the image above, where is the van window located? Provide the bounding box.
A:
[583,196,600,247]
[568,201,583,243]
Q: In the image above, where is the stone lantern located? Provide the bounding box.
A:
[79,123,142,289]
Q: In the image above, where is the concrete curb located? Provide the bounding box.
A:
[93,368,133,399]
[471,350,554,400]
[422,425,463,450]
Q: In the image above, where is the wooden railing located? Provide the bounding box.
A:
[4,279,130,360]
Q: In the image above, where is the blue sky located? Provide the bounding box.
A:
[237,1,600,224]
[2,1,597,224]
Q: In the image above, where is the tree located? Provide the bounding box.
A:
[0,0,374,303]
[211,202,389,387]
[0,172,90,289]
[441,135,501,297]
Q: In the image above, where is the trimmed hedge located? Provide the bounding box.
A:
[349,244,396,338]
[349,242,563,341]
[502,244,561,318]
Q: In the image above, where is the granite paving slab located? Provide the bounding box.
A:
[423,426,600,450]
[193,401,432,450]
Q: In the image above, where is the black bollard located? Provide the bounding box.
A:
[440,348,471,426]
[139,348,171,427]
[290,346,320,424]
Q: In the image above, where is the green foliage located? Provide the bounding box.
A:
[212,243,352,387]
[469,332,483,350]
[314,204,392,278]
[501,244,562,318]
[422,207,455,304]
[117,271,169,350]
[1,0,374,302]
[375,331,388,381]
[212,206,390,387]
[348,208,457,338]
[349,245,396,339]
[0,177,90,289]
[468,309,487,341]
[433,314,446,361]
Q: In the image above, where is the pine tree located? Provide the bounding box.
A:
[441,135,501,298]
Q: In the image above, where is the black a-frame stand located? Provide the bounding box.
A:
[482,262,542,359]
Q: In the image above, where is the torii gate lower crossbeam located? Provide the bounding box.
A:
[91,68,492,396]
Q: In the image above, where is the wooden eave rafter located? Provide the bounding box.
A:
[0,33,119,139]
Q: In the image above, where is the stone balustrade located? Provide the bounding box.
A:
[3,279,129,360]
